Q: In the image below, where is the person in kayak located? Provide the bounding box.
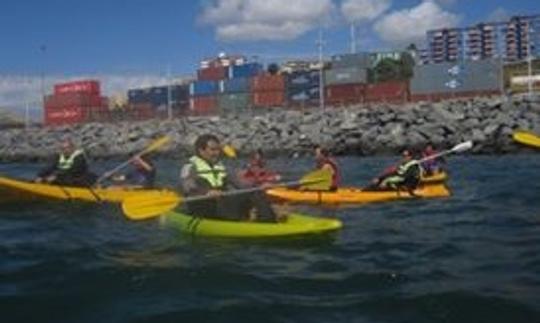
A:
[366,149,422,193]
[421,144,445,176]
[35,137,97,186]
[180,134,279,222]
[111,156,156,188]
[238,149,281,186]
[312,145,340,191]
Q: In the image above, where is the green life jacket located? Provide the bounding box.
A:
[58,149,84,171]
[397,160,418,176]
[189,155,227,188]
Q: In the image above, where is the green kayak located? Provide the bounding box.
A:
[163,211,343,238]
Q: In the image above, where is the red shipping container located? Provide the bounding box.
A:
[44,106,86,126]
[45,92,104,109]
[130,103,156,120]
[54,80,100,96]
[365,81,409,103]
[197,66,228,81]
[251,74,286,92]
[325,83,365,105]
[189,96,218,115]
[252,91,285,107]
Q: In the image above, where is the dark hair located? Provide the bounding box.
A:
[314,145,329,157]
[254,149,264,157]
[195,134,220,152]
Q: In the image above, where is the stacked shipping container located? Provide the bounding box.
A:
[44,80,108,126]
[251,74,286,108]
[286,70,320,108]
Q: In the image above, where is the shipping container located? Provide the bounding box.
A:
[325,83,365,105]
[45,92,105,109]
[251,74,286,92]
[287,86,320,106]
[128,85,189,106]
[44,106,86,126]
[324,67,368,86]
[189,96,218,115]
[331,52,372,69]
[219,77,250,93]
[286,70,320,88]
[197,66,228,81]
[252,91,285,107]
[410,90,502,102]
[218,93,251,112]
[189,81,219,96]
[54,80,100,96]
[228,63,263,79]
[365,80,410,103]
[410,59,503,95]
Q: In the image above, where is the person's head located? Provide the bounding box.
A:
[195,134,221,164]
[424,144,434,154]
[314,145,329,162]
[401,149,413,161]
[131,156,149,170]
[250,149,265,167]
[60,137,75,155]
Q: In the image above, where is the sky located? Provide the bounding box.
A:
[0,0,539,114]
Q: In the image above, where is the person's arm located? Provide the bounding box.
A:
[180,164,212,196]
[36,154,59,179]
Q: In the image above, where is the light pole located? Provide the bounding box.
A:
[317,26,325,111]
[350,23,357,54]
[166,65,172,120]
[39,45,46,108]
[527,26,534,98]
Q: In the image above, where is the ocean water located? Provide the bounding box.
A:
[0,154,539,323]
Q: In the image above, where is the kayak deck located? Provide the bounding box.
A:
[0,175,166,203]
[266,184,451,205]
[163,211,343,238]
[513,130,540,149]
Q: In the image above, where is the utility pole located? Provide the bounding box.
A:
[167,65,172,120]
[39,45,46,111]
[317,27,325,111]
[350,23,357,54]
[527,25,534,98]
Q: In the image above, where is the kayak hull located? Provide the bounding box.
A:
[0,175,166,203]
[513,130,540,149]
[163,211,342,238]
[266,184,451,205]
[420,172,448,183]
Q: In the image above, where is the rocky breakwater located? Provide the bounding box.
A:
[0,95,539,162]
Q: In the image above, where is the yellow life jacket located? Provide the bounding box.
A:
[58,149,84,170]
[189,155,227,188]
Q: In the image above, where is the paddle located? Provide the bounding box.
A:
[413,141,473,165]
[96,136,170,185]
[121,168,332,221]
[222,144,237,158]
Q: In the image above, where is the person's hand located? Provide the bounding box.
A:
[207,190,223,198]
[45,175,56,183]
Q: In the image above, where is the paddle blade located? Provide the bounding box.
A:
[299,169,333,191]
[140,136,171,156]
[222,144,237,158]
[451,141,473,153]
[122,192,181,221]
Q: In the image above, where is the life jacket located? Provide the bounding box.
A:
[57,149,84,171]
[189,155,227,189]
[317,157,340,189]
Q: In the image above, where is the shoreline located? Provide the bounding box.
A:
[0,95,538,163]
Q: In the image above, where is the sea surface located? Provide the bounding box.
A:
[1,154,539,323]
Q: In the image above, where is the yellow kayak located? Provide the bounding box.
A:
[0,175,166,203]
[513,130,540,149]
[420,172,448,183]
[266,184,451,205]
[163,211,342,238]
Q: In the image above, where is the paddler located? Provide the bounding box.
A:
[238,149,281,186]
[367,149,422,193]
[111,156,156,189]
[179,134,280,222]
[421,144,445,176]
[35,137,97,186]
[313,145,340,191]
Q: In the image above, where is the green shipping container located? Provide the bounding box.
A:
[218,93,251,113]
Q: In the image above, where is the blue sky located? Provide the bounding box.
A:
[0,0,539,112]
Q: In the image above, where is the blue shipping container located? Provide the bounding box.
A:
[228,63,263,79]
[128,85,189,106]
[219,78,250,93]
[189,81,219,96]
[287,85,320,102]
[286,70,320,88]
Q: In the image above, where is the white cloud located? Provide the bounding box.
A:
[374,0,461,46]
[341,0,391,23]
[486,7,510,22]
[199,0,335,41]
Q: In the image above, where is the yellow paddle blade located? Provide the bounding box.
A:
[140,136,171,156]
[222,144,237,158]
[299,168,333,191]
[513,130,540,149]
[122,191,182,221]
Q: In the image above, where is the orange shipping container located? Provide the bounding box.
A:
[252,91,285,107]
[365,81,410,103]
[251,74,286,92]
[197,66,228,81]
[189,96,218,115]
[325,83,365,105]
